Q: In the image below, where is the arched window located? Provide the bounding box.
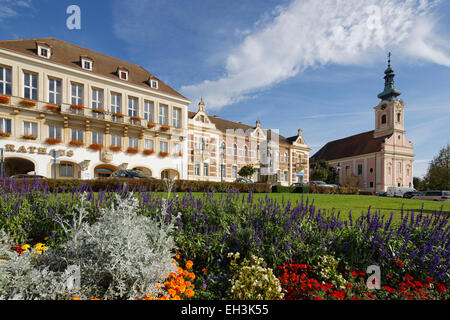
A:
[284,152,288,162]
[397,113,401,122]
[233,144,237,156]
[381,114,387,124]
[221,142,226,155]
[244,145,248,157]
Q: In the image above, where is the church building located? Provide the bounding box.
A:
[311,55,414,192]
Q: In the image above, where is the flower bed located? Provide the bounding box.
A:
[126,147,139,154]
[45,138,61,145]
[0,95,11,104]
[45,104,60,112]
[20,99,36,107]
[22,134,37,140]
[109,146,121,152]
[0,131,11,138]
[88,143,103,151]
[69,140,84,147]
[159,151,169,157]
[143,149,155,156]
[160,125,170,132]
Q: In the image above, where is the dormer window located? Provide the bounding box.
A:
[118,68,129,81]
[150,79,158,89]
[37,45,51,59]
[81,57,93,71]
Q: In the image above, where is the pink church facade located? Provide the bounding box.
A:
[311,57,414,193]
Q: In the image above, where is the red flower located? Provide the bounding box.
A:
[394,259,403,268]
[436,284,446,293]
[351,271,358,277]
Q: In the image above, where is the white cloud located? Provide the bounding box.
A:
[0,0,32,20]
[181,0,450,110]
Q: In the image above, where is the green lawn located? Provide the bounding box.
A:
[166,192,449,225]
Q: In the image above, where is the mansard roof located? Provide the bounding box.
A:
[0,37,188,101]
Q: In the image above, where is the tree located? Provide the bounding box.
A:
[309,160,339,184]
[413,177,426,191]
[238,165,256,179]
[423,144,450,191]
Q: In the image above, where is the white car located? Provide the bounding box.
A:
[386,187,416,198]
[411,190,450,202]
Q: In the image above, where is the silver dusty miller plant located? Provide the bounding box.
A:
[0,181,179,300]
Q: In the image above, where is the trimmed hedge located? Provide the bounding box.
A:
[272,185,359,195]
[0,178,272,193]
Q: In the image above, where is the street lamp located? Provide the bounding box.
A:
[0,147,4,178]
[51,149,59,179]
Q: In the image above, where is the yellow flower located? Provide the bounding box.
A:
[21,244,31,251]
[44,237,49,241]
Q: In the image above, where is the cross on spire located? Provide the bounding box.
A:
[388,52,391,68]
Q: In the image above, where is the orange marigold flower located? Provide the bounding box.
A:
[186,260,194,269]
[185,281,191,287]
[164,281,170,287]
[179,285,186,294]
[168,289,177,297]
[169,272,177,278]
[189,273,196,280]
[185,289,194,298]
[72,297,81,300]
[90,298,100,300]
[177,267,183,274]
[202,268,207,274]
[155,283,162,289]
[171,295,182,300]
[183,270,189,277]
[176,254,180,259]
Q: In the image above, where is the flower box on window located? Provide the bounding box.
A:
[159,151,169,157]
[143,149,155,156]
[20,99,37,107]
[69,140,84,147]
[0,95,10,104]
[113,112,124,118]
[92,108,105,114]
[22,134,37,140]
[45,138,61,145]
[147,122,156,129]
[46,104,61,113]
[126,147,139,154]
[0,131,11,138]
[177,152,183,157]
[109,145,122,152]
[70,104,84,110]
[88,143,103,151]
[160,125,170,132]
[130,116,141,121]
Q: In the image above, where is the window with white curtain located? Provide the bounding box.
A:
[48,125,62,139]
[0,67,12,96]
[48,78,62,105]
[23,121,38,136]
[71,83,83,105]
[144,101,154,122]
[92,88,103,109]
[23,72,38,100]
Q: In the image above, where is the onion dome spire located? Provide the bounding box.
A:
[377,52,402,101]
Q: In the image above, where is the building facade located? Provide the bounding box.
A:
[310,56,414,192]
[0,38,311,184]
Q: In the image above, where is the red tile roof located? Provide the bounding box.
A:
[311,130,391,161]
[0,37,189,101]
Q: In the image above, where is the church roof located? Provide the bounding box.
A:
[311,130,391,161]
[0,37,189,101]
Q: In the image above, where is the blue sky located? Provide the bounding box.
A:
[0,0,449,177]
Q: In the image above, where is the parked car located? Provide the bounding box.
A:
[291,182,309,187]
[111,170,155,179]
[309,181,337,188]
[403,191,422,199]
[411,190,450,202]
[10,174,46,179]
[386,187,417,198]
[376,191,388,197]
[234,177,253,183]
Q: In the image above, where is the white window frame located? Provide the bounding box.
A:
[38,45,51,59]
[48,78,62,105]
[0,66,12,96]
[284,171,288,182]
[232,166,237,179]
[203,163,209,176]
[60,163,73,177]
[71,128,83,142]
[128,97,138,117]
[144,100,154,122]
[159,104,168,125]
[129,137,138,149]
[173,107,181,128]
[150,79,158,89]
[23,72,38,100]
[111,134,122,147]
[173,143,181,155]
[0,118,12,133]
[111,93,121,114]
[194,163,200,176]
[91,88,103,109]
[81,58,93,71]
[233,144,238,156]
[48,125,62,140]
[144,139,154,150]
[71,83,83,105]
[244,145,248,157]
[92,131,104,145]
[23,121,38,136]
[119,70,129,81]
[160,141,168,153]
